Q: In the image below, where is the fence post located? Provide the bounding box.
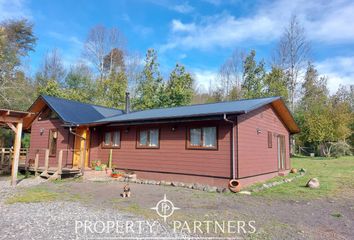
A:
[34,152,39,176]
[58,150,63,178]
[8,148,13,172]
[44,149,49,171]
[1,148,4,167]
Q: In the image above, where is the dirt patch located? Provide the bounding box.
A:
[32,180,354,239]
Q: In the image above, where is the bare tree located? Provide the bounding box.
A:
[275,15,310,112]
[35,49,65,86]
[83,25,125,81]
[218,49,245,100]
[125,51,142,97]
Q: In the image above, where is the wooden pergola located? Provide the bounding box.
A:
[0,108,34,186]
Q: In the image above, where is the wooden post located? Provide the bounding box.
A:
[58,150,63,177]
[39,149,50,178]
[8,149,13,171]
[80,140,86,176]
[11,122,23,186]
[1,148,4,167]
[34,152,39,176]
[44,149,49,171]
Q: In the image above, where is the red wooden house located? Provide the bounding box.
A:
[24,94,299,187]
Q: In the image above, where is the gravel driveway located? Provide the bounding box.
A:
[0,178,189,240]
[0,201,189,240]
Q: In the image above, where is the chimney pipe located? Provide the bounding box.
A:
[125,92,130,113]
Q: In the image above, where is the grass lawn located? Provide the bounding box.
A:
[5,185,91,204]
[248,156,354,200]
[5,187,60,204]
[6,156,354,204]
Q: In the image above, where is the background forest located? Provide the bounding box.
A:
[0,16,352,157]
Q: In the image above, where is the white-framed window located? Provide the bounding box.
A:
[103,130,121,148]
[187,127,217,149]
[137,128,159,148]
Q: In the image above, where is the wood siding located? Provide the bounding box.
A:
[27,103,292,186]
[28,117,74,168]
[237,105,290,178]
[90,120,232,178]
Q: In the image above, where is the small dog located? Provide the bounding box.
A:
[122,184,131,198]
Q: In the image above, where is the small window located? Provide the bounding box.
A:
[137,129,159,148]
[102,131,120,148]
[187,127,217,149]
[268,131,272,148]
[39,107,58,121]
[48,129,58,156]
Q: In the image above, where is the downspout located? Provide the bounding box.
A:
[223,114,236,180]
[69,126,86,176]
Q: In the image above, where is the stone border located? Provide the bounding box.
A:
[87,169,307,195]
[249,170,306,193]
[116,177,231,194]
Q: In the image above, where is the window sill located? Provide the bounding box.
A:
[101,145,121,149]
[186,146,218,150]
[136,145,160,149]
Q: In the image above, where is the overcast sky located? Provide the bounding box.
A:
[1,0,353,93]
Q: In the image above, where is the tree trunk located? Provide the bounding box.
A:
[290,135,296,156]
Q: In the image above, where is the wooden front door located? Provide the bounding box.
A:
[73,127,90,169]
[277,135,286,170]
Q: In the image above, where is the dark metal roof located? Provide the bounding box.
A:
[27,95,299,133]
[93,96,280,124]
[41,95,124,125]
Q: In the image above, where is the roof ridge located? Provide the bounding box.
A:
[130,96,280,113]
[42,95,124,112]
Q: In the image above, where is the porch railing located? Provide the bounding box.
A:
[28,148,85,179]
[1,147,85,178]
[0,148,28,172]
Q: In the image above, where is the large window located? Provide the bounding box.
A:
[187,127,217,149]
[48,129,58,156]
[137,129,159,148]
[103,131,121,148]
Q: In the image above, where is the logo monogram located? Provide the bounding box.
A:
[151,194,180,222]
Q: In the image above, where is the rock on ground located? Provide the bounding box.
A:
[306,178,320,188]
[238,191,252,195]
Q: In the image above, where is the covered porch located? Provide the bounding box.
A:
[0,108,33,186]
[18,147,83,179]
[0,108,86,185]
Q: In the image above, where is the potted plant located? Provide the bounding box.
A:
[95,160,102,171]
[111,170,123,178]
[105,167,112,175]
[91,161,96,170]
[101,164,107,171]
